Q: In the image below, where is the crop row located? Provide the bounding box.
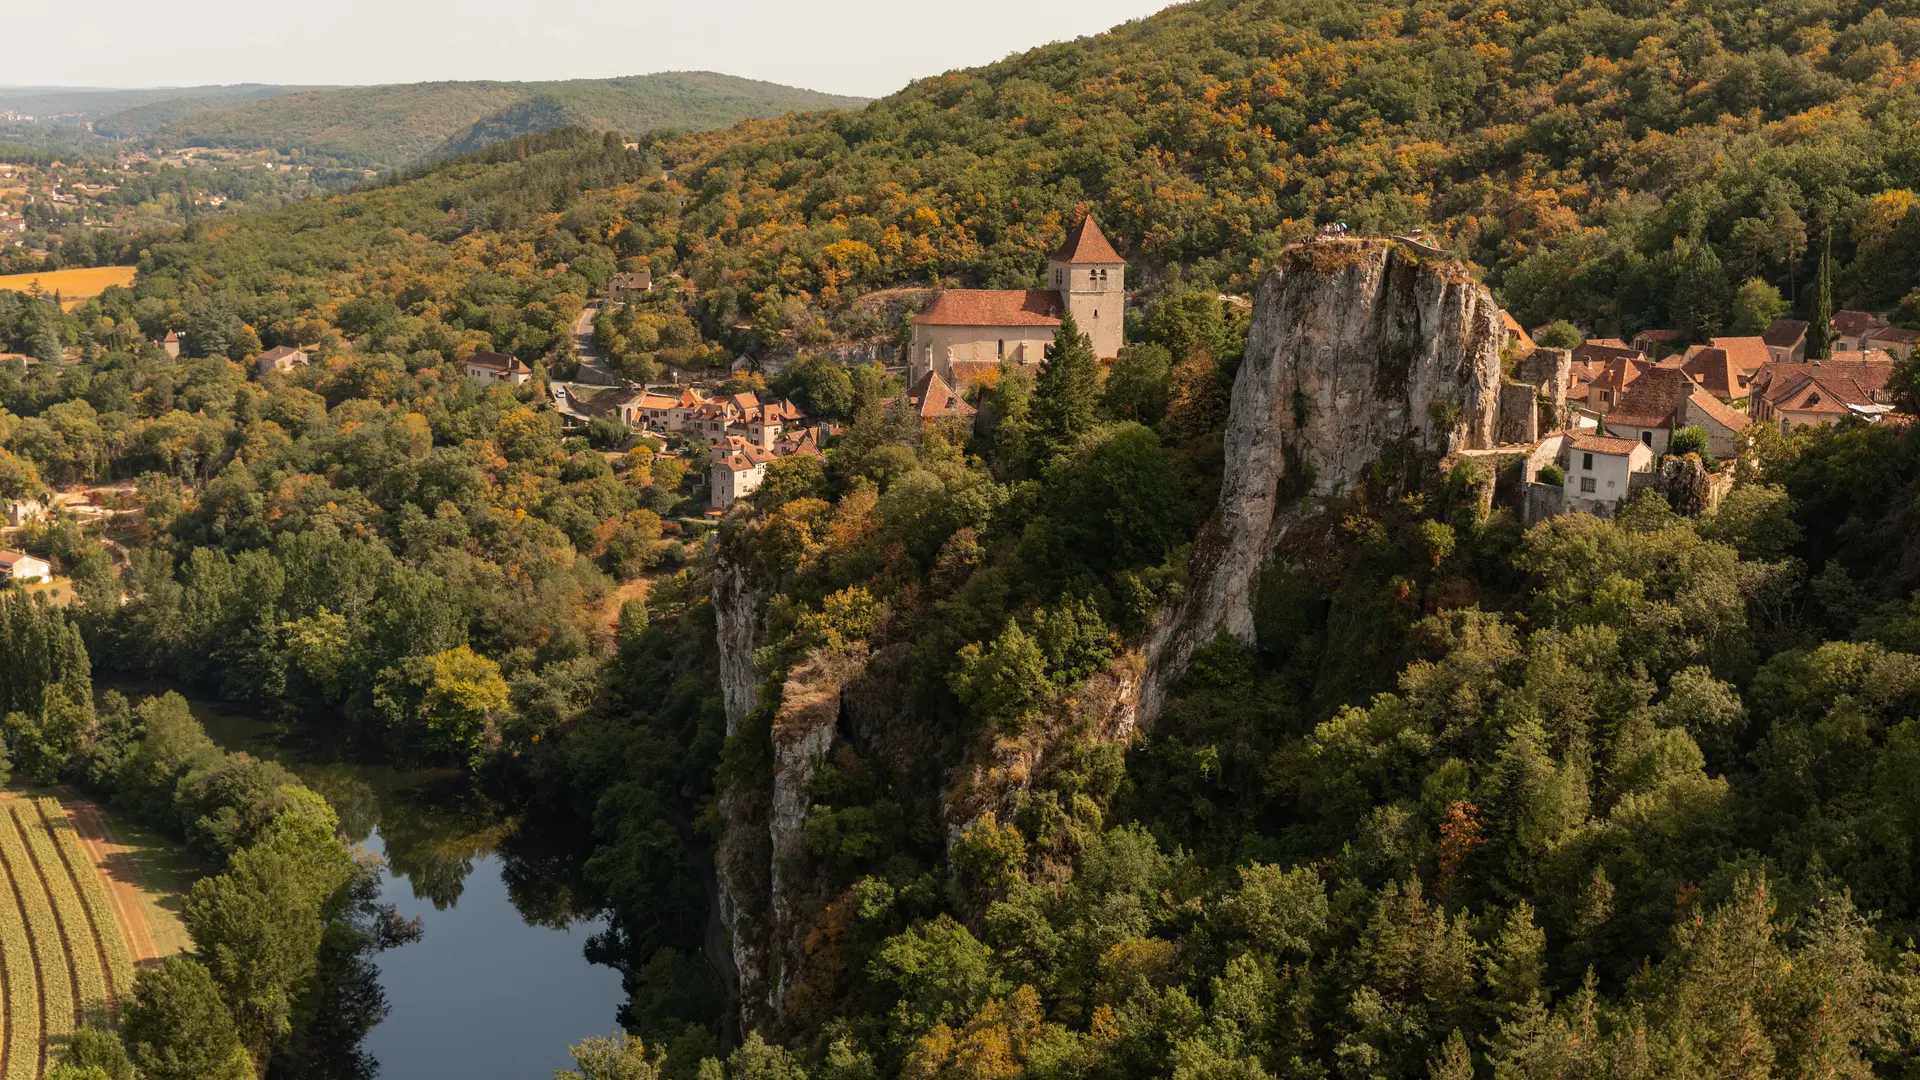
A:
[0,808,44,1080]
[14,806,110,1027]
[34,800,134,1009]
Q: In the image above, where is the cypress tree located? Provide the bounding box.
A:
[1810,232,1835,359]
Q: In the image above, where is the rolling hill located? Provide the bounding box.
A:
[134,72,869,167]
[0,84,320,125]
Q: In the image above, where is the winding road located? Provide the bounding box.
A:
[571,302,620,386]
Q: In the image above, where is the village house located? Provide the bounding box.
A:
[608,271,654,304]
[1864,325,1919,361]
[710,445,777,509]
[1563,435,1655,515]
[1632,328,1686,358]
[897,370,975,422]
[161,330,180,359]
[0,549,51,584]
[256,344,309,376]
[1762,319,1808,364]
[5,498,45,527]
[909,215,1127,385]
[464,350,536,385]
[1830,310,1888,351]
[1601,366,1696,453]
[1500,312,1536,353]
[1749,359,1898,430]
[1583,353,1653,413]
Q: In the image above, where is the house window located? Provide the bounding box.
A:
[1641,431,1652,446]
[997,339,1005,358]
[1580,477,1596,493]
[1054,270,1062,287]
[1582,453,1593,470]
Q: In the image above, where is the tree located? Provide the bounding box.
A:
[1535,321,1582,350]
[119,957,255,1080]
[1051,423,1182,574]
[1100,343,1171,425]
[1668,426,1711,459]
[557,1034,665,1080]
[373,645,512,763]
[1809,232,1835,359]
[56,1025,133,1080]
[1730,278,1787,335]
[1672,237,1731,341]
[1029,313,1100,462]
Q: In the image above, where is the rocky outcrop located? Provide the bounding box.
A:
[1132,239,1507,724]
[767,646,867,1024]
[711,554,773,1031]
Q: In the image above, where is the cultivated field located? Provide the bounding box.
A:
[0,792,140,1080]
[0,267,137,310]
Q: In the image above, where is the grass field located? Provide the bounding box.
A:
[0,267,137,310]
[0,789,168,1079]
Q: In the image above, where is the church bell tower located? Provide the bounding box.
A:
[1047,215,1126,359]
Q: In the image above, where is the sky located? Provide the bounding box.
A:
[7,0,1179,99]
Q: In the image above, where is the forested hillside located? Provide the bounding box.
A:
[144,73,869,168]
[5,0,1920,1075]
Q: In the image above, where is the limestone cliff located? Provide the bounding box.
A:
[711,553,773,1031]
[1132,239,1507,724]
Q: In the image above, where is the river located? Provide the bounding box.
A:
[118,686,626,1079]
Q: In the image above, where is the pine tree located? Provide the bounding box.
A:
[1030,312,1101,464]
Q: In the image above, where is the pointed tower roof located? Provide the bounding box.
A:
[1051,215,1126,265]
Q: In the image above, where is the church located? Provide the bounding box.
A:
[908,215,1126,386]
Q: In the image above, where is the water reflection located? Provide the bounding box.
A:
[107,684,624,1079]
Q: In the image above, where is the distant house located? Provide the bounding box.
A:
[0,550,51,584]
[710,446,776,509]
[1500,311,1536,353]
[256,345,309,376]
[1631,328,1686,358]
[899,370,976,422]
[608,271,653,304]
[1676,387,1751,458]
[1563,435,1655,515]
[1602,366,1698,453]
[4,498,45,527]
[1864,325,1920,362]
[161,330,180,359]
[1750,360,1898,430]
[464,351,536,385]
[1830,310,1888,351]
[1762,319,1808,365]
[1584,354,1653,413]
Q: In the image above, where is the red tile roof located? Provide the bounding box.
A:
[1686,388,1750,432]
[1573,342,1641,367]
[1570,434,1645,454]
[1501,311,1535,350]
[1709,336,1771,377]
[1867,326,1920,345]
[1832,310,1886,337]
[913,289,1063,327]
[1050,216,1126,265]
[1762,319,1808,348]
[1606,366,1695,428]
[1590,355,1652,391]
[905,370,975,419]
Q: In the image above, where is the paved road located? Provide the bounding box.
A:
[571,301,621,386]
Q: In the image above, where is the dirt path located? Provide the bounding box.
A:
[599,576,651,634]
[63,801,161,966]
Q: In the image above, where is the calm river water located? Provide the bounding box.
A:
[113,686,625,1079]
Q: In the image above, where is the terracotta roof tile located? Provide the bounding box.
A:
[1570,434,1645,454]
[1709,336,1771,377]
[1686,388,1750,432]
[913,289,1063,327]
[1605,366,1695,428]
[905,370,976,419]
[1832,310,1885,337]
[1050,215,1126,265]
[1762,319,1808,348]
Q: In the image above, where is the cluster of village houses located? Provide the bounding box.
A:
[1499,307,1913,517]
[9,222,1908,590]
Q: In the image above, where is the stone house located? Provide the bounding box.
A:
[465,350,536,385]
[1864,325,1920,361]
[5,498,45,527]
[1563,435,1655,515]
[0,549,51,584]
[1749,360,1898,429]
[1762,319,1808,364]
[1831,310,1888,351]
[256,345,309,376]
[608,271,653,304]
[1602,366,1697,453]
[710,446,776,509]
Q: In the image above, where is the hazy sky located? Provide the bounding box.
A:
[9,0,1179,99]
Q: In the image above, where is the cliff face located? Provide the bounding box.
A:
[1132,240,1507,723]
[711,554,774,1031]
